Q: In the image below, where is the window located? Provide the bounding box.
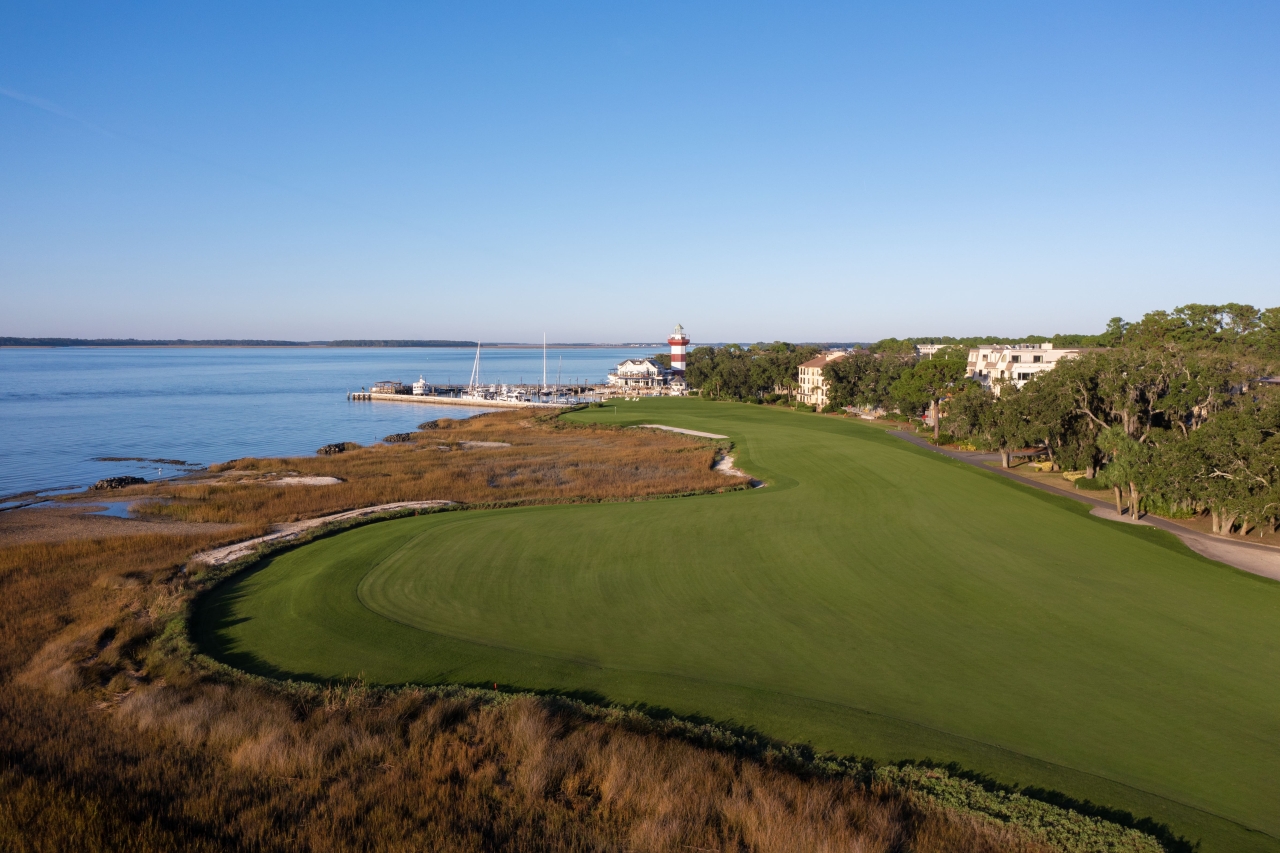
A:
[1033,355,1042,363]
[1011,355,1021,363]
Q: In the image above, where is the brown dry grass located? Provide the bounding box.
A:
[123,410,735,527]
[0,410,1060,852]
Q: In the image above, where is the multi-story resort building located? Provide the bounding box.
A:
[789,342,1085,411]
[796,351,847,409]
[966,343,1082,394]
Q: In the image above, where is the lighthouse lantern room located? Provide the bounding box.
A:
[667,323,690,374]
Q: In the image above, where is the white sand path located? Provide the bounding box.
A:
[635,424,729,439]
[191,500,454,567]
[266,476,343,486]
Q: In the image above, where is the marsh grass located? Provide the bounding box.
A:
[128,410,735,527]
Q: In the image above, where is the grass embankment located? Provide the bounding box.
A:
[2,409,1061,852]
[200,398,1280,853]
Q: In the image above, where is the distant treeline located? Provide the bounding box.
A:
[326,340,479,347]
[1,337,478,348]
[868,326,1121,355]
[0,337,322,347]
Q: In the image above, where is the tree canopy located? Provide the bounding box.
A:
[684,342,822,401]
[929,304,1280,535]
[679,302,1280,535]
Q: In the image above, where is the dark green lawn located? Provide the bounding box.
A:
[194,398,1280,852]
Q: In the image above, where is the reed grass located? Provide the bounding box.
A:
[129,410,733,527]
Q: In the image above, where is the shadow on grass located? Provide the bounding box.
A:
[188,559,311,683]
[195,606,1199,853]
[908,760,1197,853]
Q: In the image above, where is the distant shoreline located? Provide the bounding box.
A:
[0,340,668,349]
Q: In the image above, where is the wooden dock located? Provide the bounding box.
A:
[349,392,568,409]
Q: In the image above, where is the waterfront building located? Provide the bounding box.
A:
[796,351,847,409]
[371,380,410,395]
[607,358,668,389]
[605,324,691,394]
[966,343,1082,395]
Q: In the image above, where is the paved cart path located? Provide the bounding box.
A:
[893,431,1280,583]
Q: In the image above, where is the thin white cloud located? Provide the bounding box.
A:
[0,85,119,137]
[0,84,375,218]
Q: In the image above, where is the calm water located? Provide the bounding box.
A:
[0,346,655,499]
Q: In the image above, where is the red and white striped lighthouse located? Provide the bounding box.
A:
[667,323,690,374]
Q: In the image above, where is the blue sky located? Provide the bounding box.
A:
[1,2,1277,343]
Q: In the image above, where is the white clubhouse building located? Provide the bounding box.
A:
[608,358,668,389]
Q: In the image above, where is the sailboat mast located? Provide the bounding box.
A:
[543,334,547,393]
[469,340,482,389]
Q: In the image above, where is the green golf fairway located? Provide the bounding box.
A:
[194,399,1280,852]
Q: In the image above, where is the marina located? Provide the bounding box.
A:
[348,332,692,407]
[348,387,595,408]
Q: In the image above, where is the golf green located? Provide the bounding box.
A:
[194,399,1280,852]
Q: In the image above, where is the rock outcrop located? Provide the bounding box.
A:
[91,476,147,490]
[317,443,353,456]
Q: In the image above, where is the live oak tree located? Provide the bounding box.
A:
[823,350,913,412]
[938,381,993,444]
[1096,425,1151,517]
[1171,402,1280,534]
[685,343,822,402]
[889,346,970,441]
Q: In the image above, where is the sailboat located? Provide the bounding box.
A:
[460,341,489,400]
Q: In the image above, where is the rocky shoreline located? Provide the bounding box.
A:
[91,476,149,490]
